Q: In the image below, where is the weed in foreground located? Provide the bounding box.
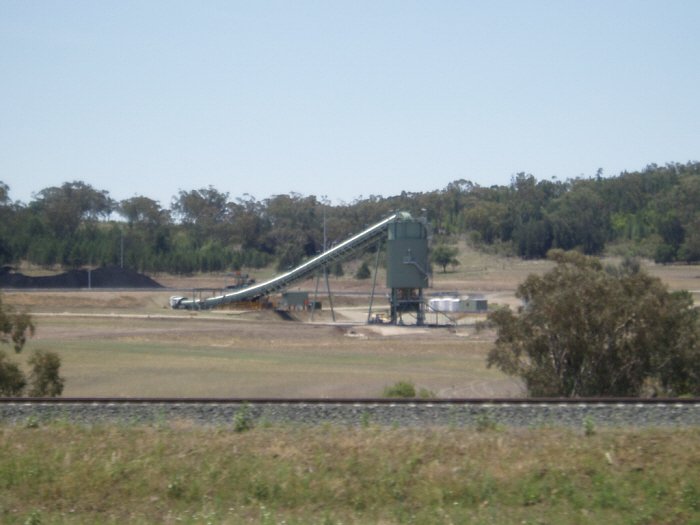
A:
[475,411,501,432]
[583,416,596,436]
[360,411,372,428]
[233,403,254,433]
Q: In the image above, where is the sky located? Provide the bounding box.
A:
[1,1,699,208]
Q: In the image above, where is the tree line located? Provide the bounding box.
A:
[1,161,699,274]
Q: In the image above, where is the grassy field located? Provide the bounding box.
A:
[16,313,515,398]
[0,422,698,524]
[2,250,698,398]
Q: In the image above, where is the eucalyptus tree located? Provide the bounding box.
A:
[487,250,700,397]
[547,184,609,254]
[227,195,269,250]
[0,293,64,397]
[0,182,13,263]
[31,181,114,237]
[431,244,460,273]
[0,181,9,205]
[264,193,321,269]
[119,196,170,227]
[171,186,230,232]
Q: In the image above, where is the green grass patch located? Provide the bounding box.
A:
[0,424,698,524]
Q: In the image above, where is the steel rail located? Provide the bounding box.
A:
[1,397,699,404]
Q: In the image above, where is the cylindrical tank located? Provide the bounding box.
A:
[386,215,429,289]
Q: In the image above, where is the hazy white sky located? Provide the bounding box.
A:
[2,1,699,207]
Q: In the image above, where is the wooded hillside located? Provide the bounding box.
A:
[1,162,698,274]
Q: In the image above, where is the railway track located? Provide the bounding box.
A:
[2,397,699,428]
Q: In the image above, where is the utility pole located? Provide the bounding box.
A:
[322,202,335,321]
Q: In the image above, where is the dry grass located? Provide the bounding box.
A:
[0,423,698,524]
[645,262,700,304]
[436,243,700,303]
[17,313,516,398]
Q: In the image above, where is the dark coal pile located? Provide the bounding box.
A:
[0,266,163,289]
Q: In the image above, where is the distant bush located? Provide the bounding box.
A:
[382,381,436,399]
[28,350,64,397]
[355,261,371,279]
[332,261,344,277]
[382,380,416,398]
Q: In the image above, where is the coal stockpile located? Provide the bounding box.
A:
[0,266,162,289]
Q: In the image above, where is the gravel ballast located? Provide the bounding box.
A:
[1,400,699,428]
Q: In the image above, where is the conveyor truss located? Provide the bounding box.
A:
[170,212,405,310]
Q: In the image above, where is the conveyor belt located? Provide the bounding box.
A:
[171,212,403,309]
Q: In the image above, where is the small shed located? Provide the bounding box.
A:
[428,294,488,313]
[279,291,310,311]
[463,295,488,312]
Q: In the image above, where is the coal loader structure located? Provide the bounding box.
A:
[170,211,432,325]
[386,214,430,325]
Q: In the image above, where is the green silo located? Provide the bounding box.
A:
[386,212,430,325]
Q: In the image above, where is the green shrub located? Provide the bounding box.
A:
[355,261,371,279]
[417,387,436,399]
[382,380,416,398]
[583,416,596,437]
[28,350,64,397]
[0,350,26,396]
[233,403,254,432]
